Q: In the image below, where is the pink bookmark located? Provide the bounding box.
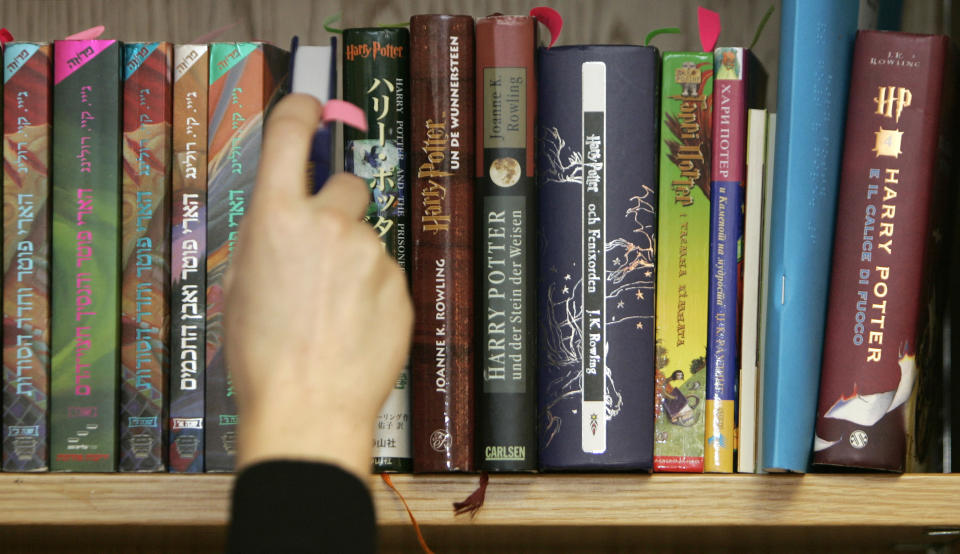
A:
[698,7,721,52]
[65,25,105,40]
[322,99,367,132]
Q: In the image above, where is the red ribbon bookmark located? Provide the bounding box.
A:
[698,6,721,52]
[0,28,14,46]
[530,6,563,48]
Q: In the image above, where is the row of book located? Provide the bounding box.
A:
[354,8,958,475]
[2,2,956,474]
[2,39,289,472]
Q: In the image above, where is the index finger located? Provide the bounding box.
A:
[255,93,324,203]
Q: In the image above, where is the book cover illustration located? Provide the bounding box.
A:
[814,32,950,472]
[475,14,538,472]
[118,42,172,472]
[538,45,659,471]
[342,27,412,472]
[704,47,747,473]
[654,51,713,473]
[50,39,123,471]
[2,42,52,471]
[205,42,289,472]
[169,44,208,473]
[409,14,475,473]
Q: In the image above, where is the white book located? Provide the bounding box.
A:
[290,40,339,190]
[754,113,776,473]
[737,109,768,473]
[291,43,335,102]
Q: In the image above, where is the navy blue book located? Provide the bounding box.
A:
[537,45,659,470]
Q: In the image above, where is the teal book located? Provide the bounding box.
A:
[761,0,874,473]
[50,40,123,472]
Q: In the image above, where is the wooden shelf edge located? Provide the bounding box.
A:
[1,473,959,529]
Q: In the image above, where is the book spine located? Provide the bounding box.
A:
[289,41,337,192]
[736,108,768,474]
[205,43,289,472]
[705,47,747,473]
[762,0,860,473]
[907,43,957,474]
[813,32,949,472]
[474,15,538,472]
[50,40,123,472]
[2,43,52,472]
[118,42,172,472]
[537,45,659,471]
[409,15,475,472]
[169,44,208,473]
[654,51,713,473]
[342,28,412,473]
[755,112,777,473]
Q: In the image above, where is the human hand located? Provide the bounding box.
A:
[224,94,414,479]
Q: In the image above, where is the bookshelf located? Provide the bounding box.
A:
[2,473,960,551]
[0,0,958,552]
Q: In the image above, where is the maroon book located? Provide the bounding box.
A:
[409,14,476,472]
[813,31,952,472]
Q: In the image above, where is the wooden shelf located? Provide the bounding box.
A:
[2,473,960,551]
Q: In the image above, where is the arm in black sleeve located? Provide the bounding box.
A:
[228,460,377,553]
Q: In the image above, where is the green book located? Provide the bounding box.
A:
[50,40,123,471]
[342,27,411,473]
[653,51,714,473]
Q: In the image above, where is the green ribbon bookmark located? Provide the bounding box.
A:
[645,27,681,47]
[749,5,775,50]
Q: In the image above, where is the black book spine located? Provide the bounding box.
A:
[475,16,538,471]
[537,45,659,471]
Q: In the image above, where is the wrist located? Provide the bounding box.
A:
[236,405,376,480]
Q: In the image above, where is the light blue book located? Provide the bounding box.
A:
[761,0,874,472]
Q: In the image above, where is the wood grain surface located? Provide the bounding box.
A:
[2,472,960,527]
[2,1,779,103]
[0,1,947,113]
[2,473,960,551]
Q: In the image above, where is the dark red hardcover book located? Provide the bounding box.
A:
[475,15,538,471]
[409,14,476,472]
[813,31,952,472]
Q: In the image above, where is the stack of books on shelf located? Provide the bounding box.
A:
[1,0,957,477]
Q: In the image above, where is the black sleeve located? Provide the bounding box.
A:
[227,460,377,553]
